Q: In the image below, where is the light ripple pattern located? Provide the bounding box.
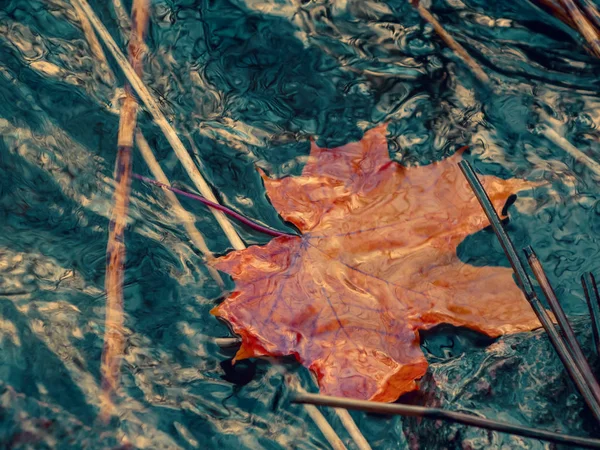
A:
[0,0,600,448]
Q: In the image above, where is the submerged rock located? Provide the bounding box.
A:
[405,319,597,449]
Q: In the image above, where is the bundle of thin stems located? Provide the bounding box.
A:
[530,0,600,57]
[406,0,600,438]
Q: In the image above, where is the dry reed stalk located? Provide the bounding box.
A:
[538,124,600,177]
[410,1,600,179]
[412,1,490,84]
[73,0,246,251]
[135,131,224,286]
[100,0,150,421]
[531,0,600,56]
[287,378,349,450]
[304,404,349,450]
[530,1,600,177]
[334,408,372,450]
[74,0,221,280]
[112,0,132,42]
[71,0,116,86]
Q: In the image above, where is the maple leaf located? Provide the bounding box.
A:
[212,124,542,402]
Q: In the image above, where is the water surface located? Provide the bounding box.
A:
[1,0,600,448]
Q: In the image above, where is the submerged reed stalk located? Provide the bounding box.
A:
[286,377,350,450]
[303,402,349,450]
[111,0,132,43]
[531,0,579,29]
[333,407,372,450]
[100,0,150,421]
[525,247,600,406]
[578,0,600,32]
[410,0,600,179]
[536,123,600,177]
[530,0,600,56]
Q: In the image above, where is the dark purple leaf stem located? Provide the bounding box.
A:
[132,173,296,239]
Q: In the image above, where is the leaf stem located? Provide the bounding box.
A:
[132,173,297,239]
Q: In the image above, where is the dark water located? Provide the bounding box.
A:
[1,0,600,448]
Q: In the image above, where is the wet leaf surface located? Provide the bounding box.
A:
[213,124,542,401]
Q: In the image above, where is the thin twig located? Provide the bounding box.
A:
[135,131,225,287]
[214,337,242,348]
[99,0,150,422]
[72,0,246,251]
[459,160,600,424]
[411,1,490,84]
[582,273,600,358]
[290,391,600,449]
[525,247,600,405]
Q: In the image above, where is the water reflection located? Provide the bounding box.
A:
[1,0,599,448]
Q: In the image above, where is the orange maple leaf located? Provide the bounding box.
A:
[212,124,542,402]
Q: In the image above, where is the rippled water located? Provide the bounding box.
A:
[2,0,600,448]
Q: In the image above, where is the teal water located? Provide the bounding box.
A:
[1,0,600,448]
